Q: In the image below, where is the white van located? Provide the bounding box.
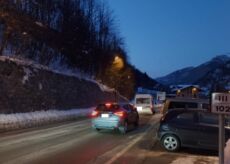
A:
[134,94,154,114]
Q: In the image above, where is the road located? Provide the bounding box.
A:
[0,112,218,164]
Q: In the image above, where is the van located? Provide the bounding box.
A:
[134,94,154,114]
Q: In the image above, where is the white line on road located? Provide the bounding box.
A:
[2,132,97,164]
[104,115,159,164]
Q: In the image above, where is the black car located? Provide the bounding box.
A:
[157,109,230,151]
[162,98,210,114]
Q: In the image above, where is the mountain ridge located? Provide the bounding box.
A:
[156,54,230,89]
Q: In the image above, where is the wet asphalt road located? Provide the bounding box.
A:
[0,111,218,164]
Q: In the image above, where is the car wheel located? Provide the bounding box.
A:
[96,128,100,131]
[161,134,180,152]
[119,121,128,134]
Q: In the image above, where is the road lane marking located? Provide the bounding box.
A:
[104,115,160,164]
[2,132,97,164]
[0,125,91,149]
[0,119,91,143]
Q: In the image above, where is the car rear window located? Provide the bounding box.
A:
[96,104,119,111]
[136,98,151,104]
[201,103,210,110]
[168,101,198,109]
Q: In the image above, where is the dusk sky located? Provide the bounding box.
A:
[107,0,230,78]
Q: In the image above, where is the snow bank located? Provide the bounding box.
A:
[170,156,218,164]
[0,56,118,93]
[225,139,230,164]
[0,108,94,131]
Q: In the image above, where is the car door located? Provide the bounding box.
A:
[197,112,218,150]
[122,104,133,123]
[168,111,200,147]
[128,104,138,122]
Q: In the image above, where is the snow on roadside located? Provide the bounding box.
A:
[170,156,218,164]
[225,139,230,164]
[0,56,117,93]
[0,108,94,131]
[170,138,230,164]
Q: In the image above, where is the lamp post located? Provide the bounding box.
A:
[113,55,124,70]
[112,55,124,102]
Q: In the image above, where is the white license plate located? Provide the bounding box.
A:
[101,114,109,118]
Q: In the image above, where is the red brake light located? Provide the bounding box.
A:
[91,110,99,117]
[105,103,112,108]
[114,111,127,118]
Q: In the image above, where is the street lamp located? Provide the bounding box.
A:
[112,55,124,102]
[113,55,124,70]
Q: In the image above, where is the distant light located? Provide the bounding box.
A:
[192,88,197,92]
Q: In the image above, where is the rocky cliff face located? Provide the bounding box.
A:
[0,57,125,114]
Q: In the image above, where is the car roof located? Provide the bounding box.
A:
[165,108,210,115]
[166,98,209,103]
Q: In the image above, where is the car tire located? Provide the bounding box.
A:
[119,121,128,134]
[96,128,100,131]
[161,134,180,152]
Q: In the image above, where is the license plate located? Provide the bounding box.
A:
[101,114,109,118]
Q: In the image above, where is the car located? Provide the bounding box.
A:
[162,98,210,114]
[91,102,139,134]
[157,109,230,152]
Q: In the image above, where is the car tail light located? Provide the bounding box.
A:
[91,110,99,118]
[105,103,112,107]
[114,111,127,118]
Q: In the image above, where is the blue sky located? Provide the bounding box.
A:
[107,0,230,78]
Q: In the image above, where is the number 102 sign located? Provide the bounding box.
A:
[211,93,230,114]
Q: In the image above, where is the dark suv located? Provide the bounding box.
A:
[157,109,230,151]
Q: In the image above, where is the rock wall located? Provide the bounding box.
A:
[0,57,126,114]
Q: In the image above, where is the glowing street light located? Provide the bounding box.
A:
[192,87,197,92]
[113,55,124,70]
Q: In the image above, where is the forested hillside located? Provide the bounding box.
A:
[0,0,165,99]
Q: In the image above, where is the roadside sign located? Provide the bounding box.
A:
[211,93,230,114]
[211,92,228,164]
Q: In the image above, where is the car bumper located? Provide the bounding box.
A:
[92,117,123,130]
[136,107,153,114]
